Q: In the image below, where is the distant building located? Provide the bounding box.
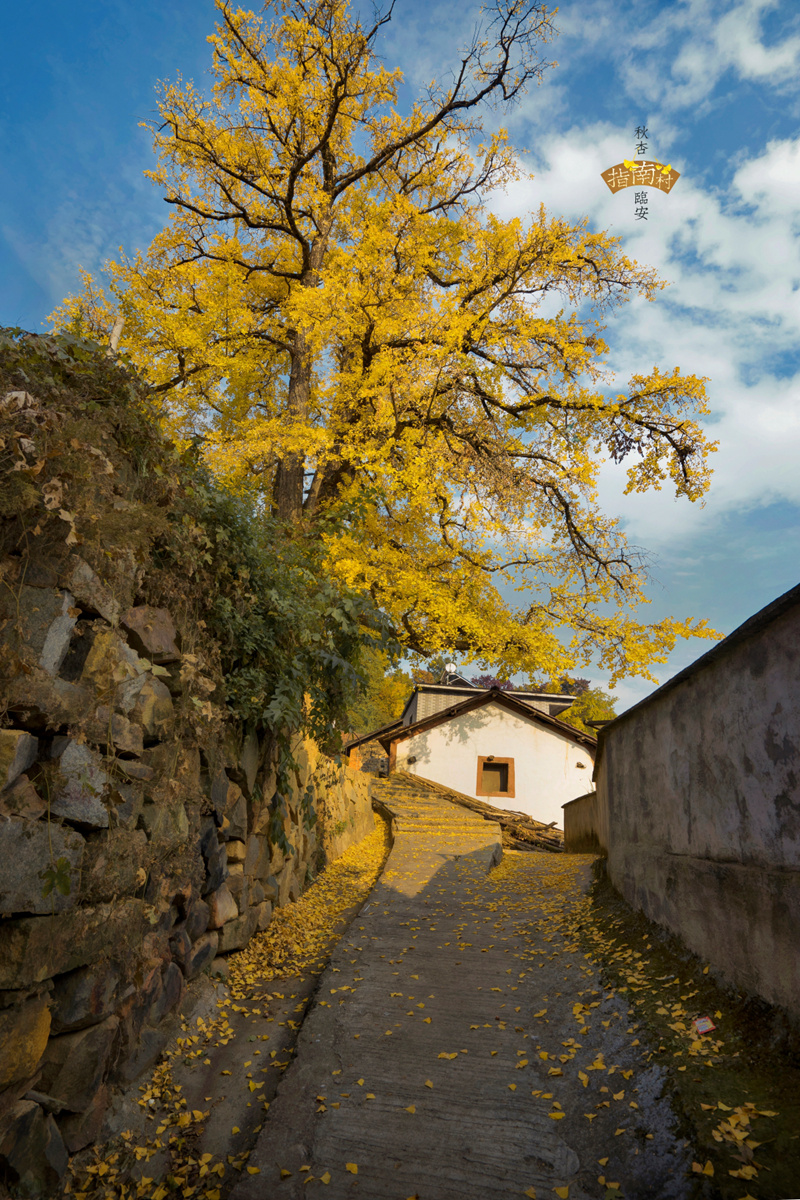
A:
[345,673,595,829]
[400,671,576,726]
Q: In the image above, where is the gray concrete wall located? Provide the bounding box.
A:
[596,585,800,1021]
[563,791,606,854]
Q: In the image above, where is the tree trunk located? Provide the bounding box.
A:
[273,326,311,524]
[272,221,332,525]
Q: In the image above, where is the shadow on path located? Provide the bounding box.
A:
[229,777,690,1200]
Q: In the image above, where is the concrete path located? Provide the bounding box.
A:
[230,777,690,1200]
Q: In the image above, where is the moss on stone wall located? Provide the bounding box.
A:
[0,328,379,1194]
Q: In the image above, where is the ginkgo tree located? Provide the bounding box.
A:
[51,0,719,683]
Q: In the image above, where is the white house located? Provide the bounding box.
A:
[347,680,596,829]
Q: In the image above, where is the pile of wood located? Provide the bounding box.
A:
[392,771,564,852]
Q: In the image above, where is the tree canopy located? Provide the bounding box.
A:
[50,0,719,685]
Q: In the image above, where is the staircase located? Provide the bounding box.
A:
[371,772,495,839]
[372,770,564,852]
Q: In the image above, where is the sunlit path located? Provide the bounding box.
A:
[232,778,688,1200]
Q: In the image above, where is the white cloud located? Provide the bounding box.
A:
[484,125,800,552]
[514,0,800,118]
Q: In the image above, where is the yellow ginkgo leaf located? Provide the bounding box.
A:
[246,1166,260,1175]
[320,1171,331,1184]
[509,1084,517,1091]
[345,1163,358,1174]
[405,1105,416,1114]
[525,1189,537,1199]
[280,1168,292,1178]
[554,1188,569,1199]
[425,1080,433,1088]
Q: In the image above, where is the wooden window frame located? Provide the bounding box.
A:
[476,756,515,799]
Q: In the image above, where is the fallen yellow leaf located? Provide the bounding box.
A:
[509,1084,517,1091]
[280,1168,292,1178]
[345,1163,358,1174]
[425,1080,433,1088]
[525,1189,537,1199]
[246,1166,260,1175]
[321,1171,331,1184]
[554,1188,569,1199]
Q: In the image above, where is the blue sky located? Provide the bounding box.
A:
[2,0,799,712]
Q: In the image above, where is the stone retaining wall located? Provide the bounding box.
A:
[0,579,371,1191]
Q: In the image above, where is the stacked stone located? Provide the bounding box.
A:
[0,555,365,1194]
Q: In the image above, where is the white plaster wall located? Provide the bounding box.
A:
[395,702,594,828]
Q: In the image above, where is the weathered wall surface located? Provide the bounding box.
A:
[562,791,604,854]
[595,585,800,1023]
[0,591,372,1184]
[0,344,374,1191]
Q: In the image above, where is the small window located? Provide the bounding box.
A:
[476,756,515,799]
[482,762,508,792]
